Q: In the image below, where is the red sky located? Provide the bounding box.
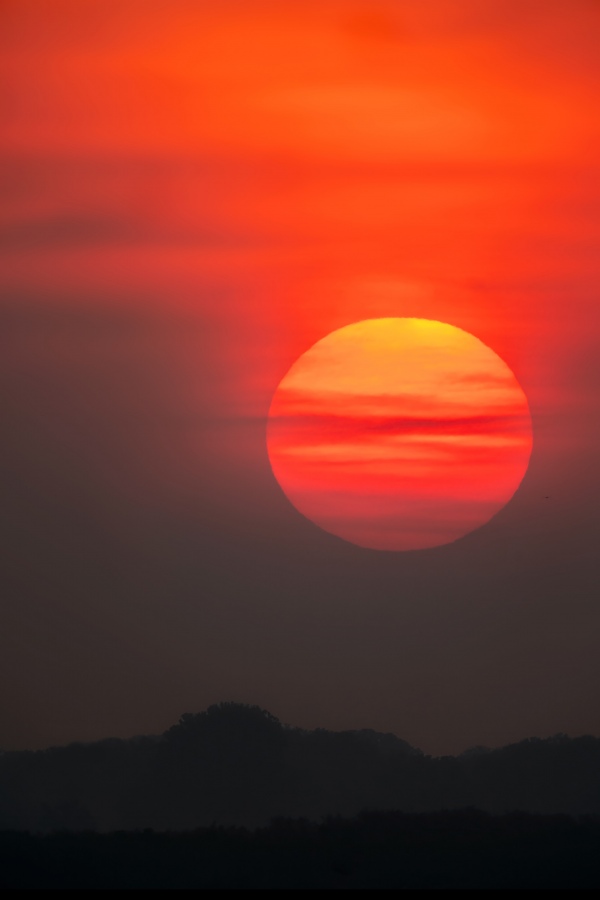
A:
[1,0,600,755]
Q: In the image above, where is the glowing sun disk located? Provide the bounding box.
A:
[267,318,532,551]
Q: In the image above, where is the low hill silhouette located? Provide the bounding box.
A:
[1,702,599,832]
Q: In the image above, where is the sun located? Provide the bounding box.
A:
[266,318,533,551]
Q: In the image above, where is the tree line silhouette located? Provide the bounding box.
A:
[1,702,600,834]
[2,809,600,889]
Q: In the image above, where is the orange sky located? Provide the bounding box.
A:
[2,0,600,416]
[3,0,598,507]
[2,0,600,753]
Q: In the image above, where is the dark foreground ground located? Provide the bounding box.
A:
[2,809,600,890]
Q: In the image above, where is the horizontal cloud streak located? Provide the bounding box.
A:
[269,411,531,438]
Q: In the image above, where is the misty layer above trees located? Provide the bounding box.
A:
[1,703,599,833]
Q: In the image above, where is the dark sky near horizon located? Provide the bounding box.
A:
[1,0,600,756]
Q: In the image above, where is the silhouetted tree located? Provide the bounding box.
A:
[1,705,600,833]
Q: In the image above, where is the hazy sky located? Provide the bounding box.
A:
[1,0,600,755]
